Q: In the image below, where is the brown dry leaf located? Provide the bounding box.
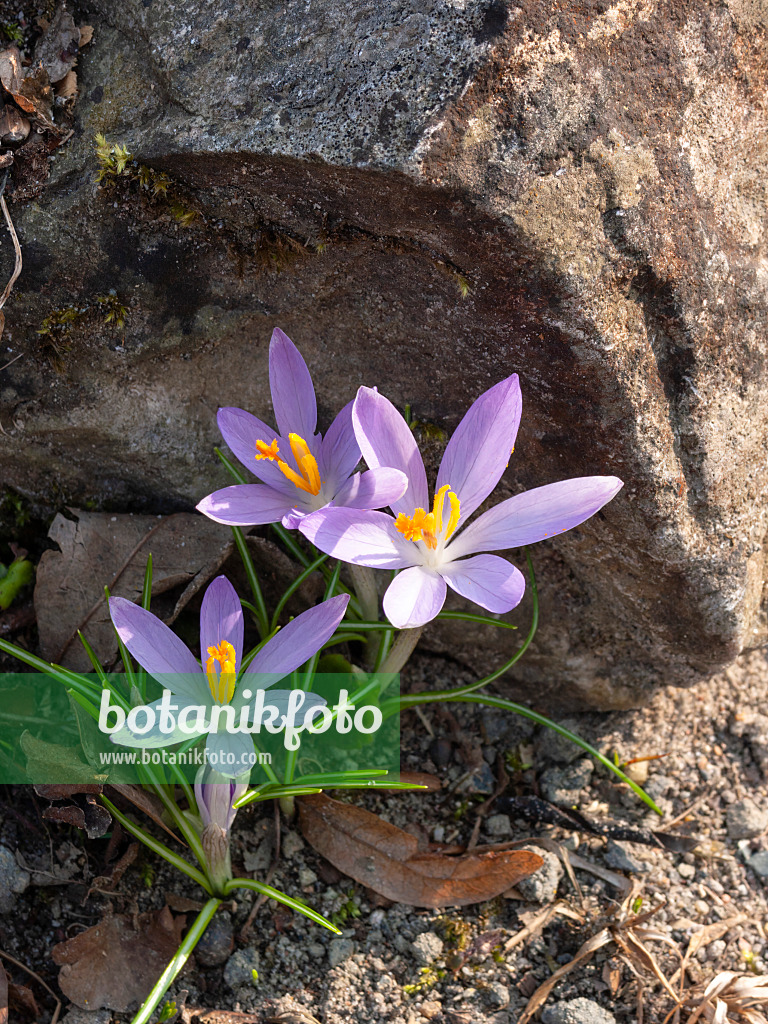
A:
[55,70,77,99]
[0,958,7,1024]
[0,47,24,95]
[298,794,543,908]
[8,983,38,1021]
[42,794,111,839]
[35,509,234,670]
[0,105,30,143]
[34,4,80,84]
[34,784,112,837]
[79,25,94,47]
[52,906,186,1011]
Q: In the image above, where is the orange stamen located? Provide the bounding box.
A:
[254,434,322,496]
[394,486,461,550]
[205,640,237,704]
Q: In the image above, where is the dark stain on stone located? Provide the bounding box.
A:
[236,37,250,53]
[475,0,509,43]
[89,85,104,103]
[102,228,211,332]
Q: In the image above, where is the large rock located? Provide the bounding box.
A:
[1,0,766,707]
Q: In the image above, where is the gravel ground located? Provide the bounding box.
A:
[2,648,768,1024]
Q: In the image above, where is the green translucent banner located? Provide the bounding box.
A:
[0,672,400,785]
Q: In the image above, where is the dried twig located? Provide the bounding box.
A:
[0,351,21,373]
[0,192,21,310]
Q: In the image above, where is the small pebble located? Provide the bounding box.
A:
[539,759,594,804]
[482,981,510,1008]
[604,840,647,874]
[726,798,768,840]
[747,851,768,878]
[0,846,30,913]
[411,932,444,965]
[223,947,260,989]
[678,862,696,879]
[420,1000,442,1019]
[515,847,563,904]
[61,1010,112,1024]
[542,997,616,1024]
[328,938,356,968]
[195,912,234,966]
[485,813,512,837]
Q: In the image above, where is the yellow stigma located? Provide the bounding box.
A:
[395,486,461,550]
[254,433,322,496]
[205,640,237,704]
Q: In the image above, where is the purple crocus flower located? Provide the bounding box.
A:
[299,381,623,629]
[195,768,248,835]
[108,576,349,778]
[194,765,248,889]
[196,328,407,529]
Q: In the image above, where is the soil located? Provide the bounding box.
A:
[2,644,768,1024]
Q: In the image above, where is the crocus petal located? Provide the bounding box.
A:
[197,484,296,526]
[436,374,522,521]
[352,386,428,517]
[109,597,206,701]
[318,400,360,492]
[109,696,194,748]
[200,576,244,671]
[217,406,296,495]
[205,729,257,781]
[332,467,408,510]
[246,594,350,679]
[440,554,525,614]
[299,507,417,568]
[269,327,318,442]
[382,566,447,629]
[446,476,624,559]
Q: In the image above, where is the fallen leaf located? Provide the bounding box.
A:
[34,4,80,84]
[0,55,59,132]
[298,794,543,908]
[52,907,186,1011]
[42,799,111,839]
[0,105,30,142]
[34,782,112,838]
[8,983,38,1021]
[35,509,234,670]
[0,959,7,1024]
[55,70,77,99]
[78,25,94,47]
[0,47,24,96]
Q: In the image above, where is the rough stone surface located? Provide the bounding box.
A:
[411,931,444,966]
[514,846,563,903]
[542,997,617,1024]
[604,840,649,874]
[223,947,260,990]
[726,798,768,839]
[0,844,30,912]
[328,938,356,968]
[485,813,512,837]
[539,758,594,804]
[1,0,767,707]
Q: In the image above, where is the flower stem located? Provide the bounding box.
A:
[379,626,423,674]
[130,898,221,1024]
[231,526,269,638]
